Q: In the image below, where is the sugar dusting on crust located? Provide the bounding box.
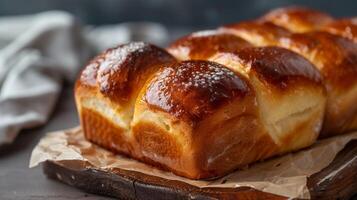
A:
[97,42,148,91]
[178,61,236,91]
[79,42,177,103]
[80,60,101,86]
[144,60,250,121]
[169,30,252,61]
[80,42,148,88]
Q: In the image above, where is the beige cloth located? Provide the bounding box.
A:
[0,11,168,144]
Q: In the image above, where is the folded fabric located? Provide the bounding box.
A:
[0,11,169,145]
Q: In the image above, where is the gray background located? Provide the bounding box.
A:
[0,0,357,29]
[0,0,356,199]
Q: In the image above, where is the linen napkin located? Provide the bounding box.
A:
[0,11,169,145]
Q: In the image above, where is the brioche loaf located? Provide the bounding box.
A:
[76,43,325,179]
[75,7,356,179]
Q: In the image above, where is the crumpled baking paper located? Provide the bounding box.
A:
[30,127,357,199]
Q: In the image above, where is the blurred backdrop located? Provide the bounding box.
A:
[0,0,356,30]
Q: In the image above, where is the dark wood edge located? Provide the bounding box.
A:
[42,140,357,200]
[43,161,285,200]
[307,140,357,200]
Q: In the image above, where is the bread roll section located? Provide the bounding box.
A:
[132,60,272,178]
[222,18,357,137]
[259,7,357,136]
[169,34,326,153]
[210,47,326,153]
[75,42,176,155]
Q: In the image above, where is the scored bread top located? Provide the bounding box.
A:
[167,30,252,60]
[77,42,176,103]
[142,60,253,124]
[214,46,323,90]
[261,6,334,32]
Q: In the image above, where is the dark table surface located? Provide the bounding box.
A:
[0,84,114,199]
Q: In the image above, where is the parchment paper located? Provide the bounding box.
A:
[30,127,357,199]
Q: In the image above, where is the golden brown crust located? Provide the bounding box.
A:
[225,20,357,136]
[321,19,357,43]
[262,6,334,32]
[210,47,326,152]
[193,114,278,177]
[133,60,266,178]
[167,30,252,60]
[81,107,133,155]
[129,56,272,179]
[220,21,291,46]
[83,108,197,178]
[221,20,357,91]
[230,46,323,89]
[143,60,252,124]
[279,31,357,91]
[168,29,323,90]
[133,121,183,160]
[259,8,357,136]
[131,120,198,178]
[76,42,176,103]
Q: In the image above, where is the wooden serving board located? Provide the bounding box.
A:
[43,140,357,200]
